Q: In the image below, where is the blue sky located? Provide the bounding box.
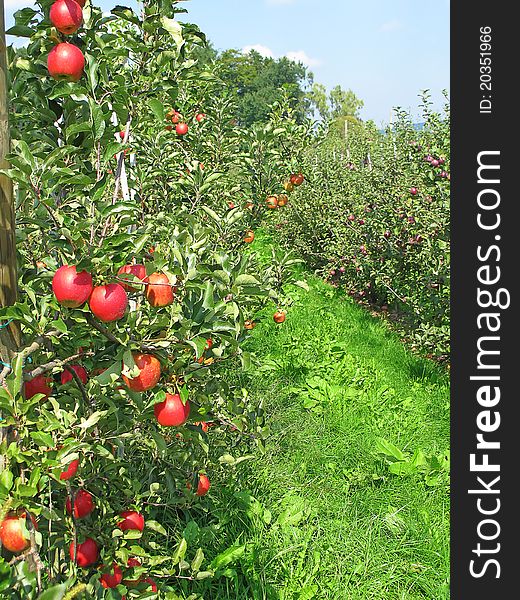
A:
[5,0,450,126]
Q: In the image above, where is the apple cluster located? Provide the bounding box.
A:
[164,108,206,136]
[47,0,87,82]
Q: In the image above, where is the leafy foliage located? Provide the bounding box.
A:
[0,1,311,597]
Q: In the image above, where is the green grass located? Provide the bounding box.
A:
[196,234,450,600]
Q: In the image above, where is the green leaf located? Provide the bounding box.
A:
[191,548,204,572]
[6,25,34,37]
[37,584,67,600]
[161,17,184,50]
[30,431,54,447]
[234,274,260,287]
[89,99,106,140]
[78,411,106,430]
[374,438,406,462]
[210,544,245,570]
[0,470,14,495]
[146,520,167,536]
[171,537,188,565]
[148,98,166,122]
[294,280,310,291]
[195,571,214,580]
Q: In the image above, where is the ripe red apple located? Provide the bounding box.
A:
[167,109,181,123]
[121,576,158,597]
[266,195,278,209]
[176,123,188,135]
[100,563,123,589]
[145,272,174,307]
[0,511,38,553]
[52,265,93,308]
[23,374,52,400]
[154,393,190,426]
[409,187,418,195]
[119,130,126,140]
[59,458,80,480]
[290,173,304,186]
[89,283,128,322]
[244,230,255,243]
[122,353,161,392]
[49,0,83,36]
[69,537,99,567]
[277,194,288,207]
[65,489,94,518]
[117,264,146,292]
[118,511,144,532]
[127,557,141,567]
[244,320,255,330]
[60,364,88,385]
[273,310,286,324]
[347,214,355,222]
[195,113,205,122]
[188,474,211,497]
[47,42,85,82]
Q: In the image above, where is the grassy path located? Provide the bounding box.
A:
[202,236,450,600]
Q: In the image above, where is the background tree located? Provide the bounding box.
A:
[214,49,312,125]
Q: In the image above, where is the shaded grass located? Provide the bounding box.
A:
[195,234,450,600]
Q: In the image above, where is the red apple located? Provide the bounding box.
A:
[410,187,418,195]
[122,353,161,392]
[145,272,174,307]
[175,123,188,136]
[23,374,52,400]
[49,0,83,36]
[47,42,85,82]
[127,557,141,567]
[118,511,144,532]
[195,113,205,122]
[59,458,80,480]
[60,364,88,385]
[117,264,146,292]
[290,173,304,186]
[154,393,190,426]
[100,563,123,589]
[273,310,286,324]
[65,489,94,518]
[188,474,210,497]
[69,537,99,567]
[89,283,128,322]
[119,130,126,140]
[52,265,93,308]
[0,511,38,553]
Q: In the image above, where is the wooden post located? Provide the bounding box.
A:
[344,118,350,159]
[0,0,20,362]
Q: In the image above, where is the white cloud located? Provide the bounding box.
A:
[242,44,275,58]
[379,19,403,32]
[285,50,322,68]
[241,45,322,69]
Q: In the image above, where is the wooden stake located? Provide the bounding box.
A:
[0,0,20,361]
